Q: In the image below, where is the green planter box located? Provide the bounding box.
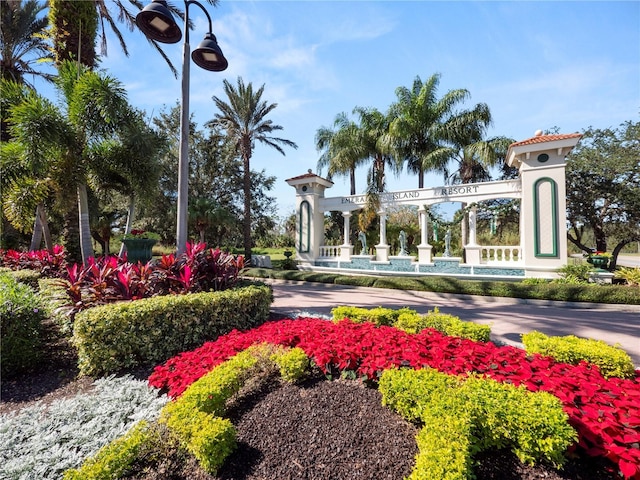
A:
[122,238,157,264]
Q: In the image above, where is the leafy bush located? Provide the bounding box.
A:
[57,242,245,318]
[0,273,46,378]
[331,305,400,326]
[2,268,41,288]
[244,269,640,305]
[522,331,635,379]
[379,368,577,479]
[615,266,640,286]
[332,305,491,342]
[73,284,272,376]
[0,246,67,277]
[159,344,307,474]
[555,263,594,284]
[63,420,156,480]
[395,306,491,342]
[271,347,310,382]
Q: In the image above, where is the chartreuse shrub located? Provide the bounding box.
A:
[66,345,311,477]
[160,344,310,474]
[63,420,157,480]
[379,368,577,480]
[332,305,491,342]
[332,305,401,326]
[0,273,46,378]
[4,268,41,288]
[522,330,635,379]
[395,306,491,342]
[73,284,272,376]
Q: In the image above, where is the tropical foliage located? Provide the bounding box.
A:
[209,77,297,261]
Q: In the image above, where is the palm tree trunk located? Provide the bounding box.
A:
[29,208,43,251]
[77,182,94,263]
[350,168,356,196]
[29,203,53,252]
[242,148,252,263]
[119,194,136,257]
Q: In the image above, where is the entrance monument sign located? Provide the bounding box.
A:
[286,132,582,279]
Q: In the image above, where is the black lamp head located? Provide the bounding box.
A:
[192,33,228,71]
[136,0,182,44]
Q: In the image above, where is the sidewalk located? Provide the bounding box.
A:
[266,279,640,367]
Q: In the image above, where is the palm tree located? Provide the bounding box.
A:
[315,112,364,195]
[48,0,220,76]
[1,79,57,251]
[0,0,52,88]
[209,77,298,262]
[353,106,399,198]
[389,73,492,188]
[6,60,141,263]
[446,136,513,185]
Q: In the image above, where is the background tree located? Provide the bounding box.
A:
[566,121,640,269]
[315,112,363,195]
[0,0,52,89]
[388,73,491,188]
[209,77,297,261]
[5,60,143,263]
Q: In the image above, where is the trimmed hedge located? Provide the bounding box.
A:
[379,368,577,479]
[522,330,635,379]
[243,269,640,305]
[1,268,41,289]
[73,284,272,376]
[331,305,491,342]
[0,273,46,378]
[161,344,309,474]
[63,420,157,480]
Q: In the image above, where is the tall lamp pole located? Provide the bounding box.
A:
[136,0,227,255]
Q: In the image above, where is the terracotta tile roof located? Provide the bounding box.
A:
[285,171,333,184]
[509,133,582,148]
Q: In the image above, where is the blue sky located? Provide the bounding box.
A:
[32,1,640,222]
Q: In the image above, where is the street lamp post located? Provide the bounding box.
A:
[136,0,227,255]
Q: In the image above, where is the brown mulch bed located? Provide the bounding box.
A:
[0,316,622,480]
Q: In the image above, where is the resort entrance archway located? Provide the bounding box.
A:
[287,131,582,279]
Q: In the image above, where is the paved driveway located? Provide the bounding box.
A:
[267,280,640,367]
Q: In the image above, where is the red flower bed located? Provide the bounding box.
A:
[148,318,640,479]
[0,245,66,277]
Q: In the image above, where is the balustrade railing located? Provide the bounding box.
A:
[481,245,522,265]
[319,245,341,258]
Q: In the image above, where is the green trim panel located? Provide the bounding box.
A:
[533,178,558,257]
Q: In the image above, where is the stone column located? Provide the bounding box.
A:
[376,211,390,262]
[465,205,481,265]
[417,207,433,263]
[340,211,354,260]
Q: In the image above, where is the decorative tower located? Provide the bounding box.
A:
[506,131,582,277]
[285,170,334,266]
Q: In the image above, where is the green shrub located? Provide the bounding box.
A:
[63,420,156,480]
[521,331,635,379]
[177,348,260,416]
[38,277,75,335]
[394,307,491,342]
[73,284,272,376]
[615,266,640,286]
[4,269,41,288]
[0,273,46,378]
[331,305,402,326]
[379,368,577,479]
[271,347,310,382]
[555,263,594,284]
[160,344,309,474]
